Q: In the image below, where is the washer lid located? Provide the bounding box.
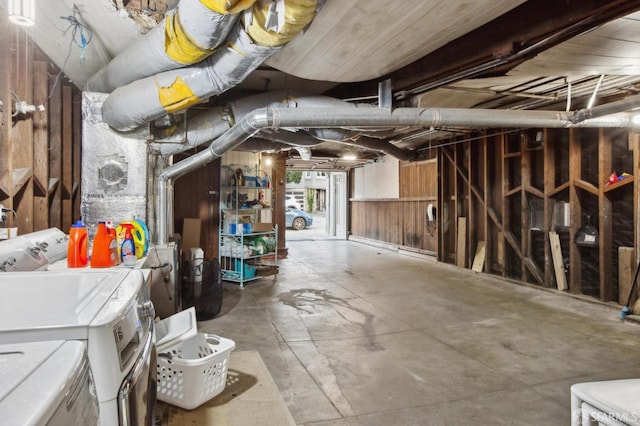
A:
[156,307,198,351]
[0,340,89,424]
[0,270,132,343]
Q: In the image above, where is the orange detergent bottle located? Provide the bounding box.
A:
[67,220,88,268]
[91,221,119,268]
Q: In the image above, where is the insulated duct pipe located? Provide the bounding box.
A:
[101,0,319,132]
[86,0,255,93]
[151,106,232,155]
[236,137,298,152]
[235,138,313,160]
[252,129,417,160]
[305,128,416,161]
[156,100,640,243]
[154,90,378,156]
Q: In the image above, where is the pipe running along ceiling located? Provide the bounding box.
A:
[87,0,320,132]
[85,0,640,168]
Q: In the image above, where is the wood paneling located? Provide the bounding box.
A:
[0,25,12,202]
[73,93,82,221]
[62,85,73,232]
[272,153,287,254]
[173,158,221,261]
[32,60,49,229]
[11,29,34,233]
[48,69,63,229]
[400,159,437,198]
[1,28,81,235]
[352,158,438,255]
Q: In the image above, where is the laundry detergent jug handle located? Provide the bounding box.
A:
[79,232,88,264]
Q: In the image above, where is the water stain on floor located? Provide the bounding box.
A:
[278,288,384,351]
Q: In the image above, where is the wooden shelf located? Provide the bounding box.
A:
[603,176,634,193]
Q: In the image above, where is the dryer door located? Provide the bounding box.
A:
[117,319,157,426]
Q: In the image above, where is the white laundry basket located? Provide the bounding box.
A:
[155,307,236,410]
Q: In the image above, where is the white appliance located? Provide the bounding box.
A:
[0,269,156,426]
[0,339,99,426]
[571,379,640,425]
[20,227,68,263]
[0,235,50,272]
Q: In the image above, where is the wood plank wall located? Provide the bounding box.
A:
[1,26,82,234]
[173,156,221,261]
[350,159,438,255]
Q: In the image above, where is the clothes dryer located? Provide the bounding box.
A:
[0,269,156,426]
[0,340,99,426]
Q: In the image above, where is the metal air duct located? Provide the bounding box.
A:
[100,0,319,132]
[86,0,255,94]
[155,98,640,243]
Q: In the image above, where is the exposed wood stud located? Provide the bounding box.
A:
[598,128,613,301]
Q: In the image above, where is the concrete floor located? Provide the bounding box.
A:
[198,239,640,425]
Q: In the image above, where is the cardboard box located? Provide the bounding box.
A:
[253,222,273,232]
[182,218,201,259]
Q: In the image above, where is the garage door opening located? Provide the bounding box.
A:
[284,170,347,241]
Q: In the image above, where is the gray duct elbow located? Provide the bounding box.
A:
[151,107,232,156]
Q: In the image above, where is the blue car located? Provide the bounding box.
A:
[285,208,313,230]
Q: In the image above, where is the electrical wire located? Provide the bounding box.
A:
[61,5,93,63]
[48,5,93,99]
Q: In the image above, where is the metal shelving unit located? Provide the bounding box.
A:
[219,164,278,287]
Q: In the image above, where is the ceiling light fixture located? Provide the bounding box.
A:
[342,153,357,161]
[8,0,35,26]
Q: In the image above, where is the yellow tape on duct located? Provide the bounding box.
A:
[165,11,215,64]
[200,0,256,14]
[158,77,201,113]
[246,0,317,47]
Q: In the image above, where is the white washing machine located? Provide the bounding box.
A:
[19,227,69,264]
[0,234,50,272]
[0,339,99,426]
[0,269,156,426]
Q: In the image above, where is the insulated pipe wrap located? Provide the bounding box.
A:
[85,0,245,93]
[201,0,257,14]
[102,22,282,131]
[169,0,256,59]
[152,107,232,156]
[228,89,369,120]
[246,0,318,46]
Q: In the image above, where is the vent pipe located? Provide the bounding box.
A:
[153,90,400,156]
[100,0,319,132]
[86,0,255,93]
[156,98,640,243]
